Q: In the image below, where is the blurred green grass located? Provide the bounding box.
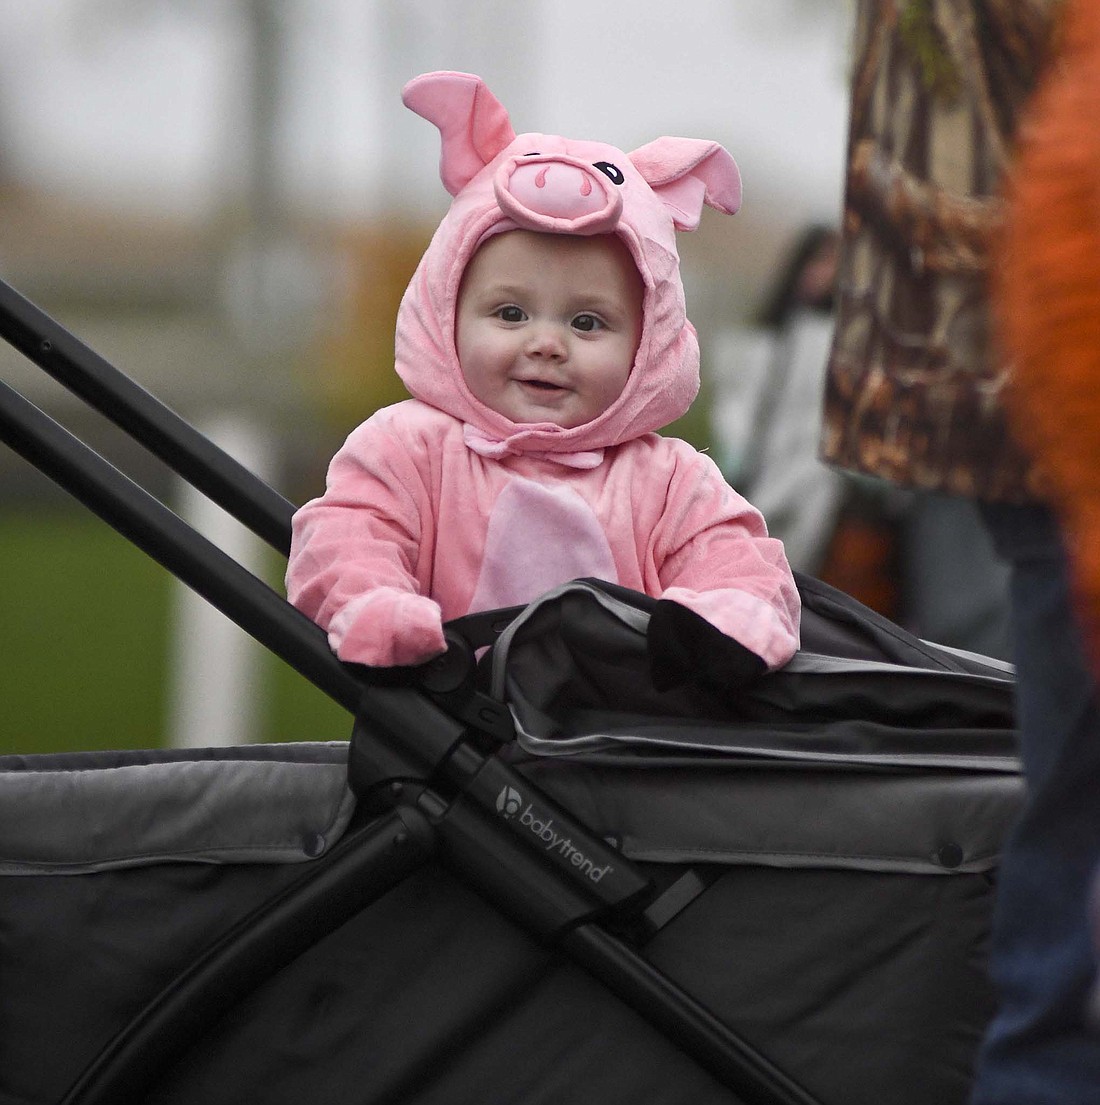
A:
[2,508,349,755]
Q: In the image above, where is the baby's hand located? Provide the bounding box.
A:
[329,588,447,668]
[647,598,767,693]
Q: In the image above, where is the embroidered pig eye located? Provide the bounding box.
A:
[523,151,541,157]
[594,162,625,185]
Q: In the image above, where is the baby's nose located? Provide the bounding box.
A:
[525,323,568,359]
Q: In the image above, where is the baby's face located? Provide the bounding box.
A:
[455,230,644,429]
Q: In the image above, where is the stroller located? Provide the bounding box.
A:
[0,275,1021,1105]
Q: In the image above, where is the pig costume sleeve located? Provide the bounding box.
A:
[287,72,801,671]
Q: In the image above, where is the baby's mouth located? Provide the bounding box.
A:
[517,378,567,393]
[512,384,566,402]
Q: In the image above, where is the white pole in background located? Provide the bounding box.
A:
[163,2,288,749]
[165,413,275,748]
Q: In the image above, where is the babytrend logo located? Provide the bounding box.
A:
[496,785,523,818]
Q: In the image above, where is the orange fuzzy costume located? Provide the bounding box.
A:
[998,0,1100,672]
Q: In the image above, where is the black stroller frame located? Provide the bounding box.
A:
[0,278,822,1104]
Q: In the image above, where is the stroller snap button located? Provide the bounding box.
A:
[936,842,964,869]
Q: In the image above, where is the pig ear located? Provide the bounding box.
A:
[628,138,742,231]
[402,71,517,196]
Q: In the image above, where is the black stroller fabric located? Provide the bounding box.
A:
[0,577,1021,1105]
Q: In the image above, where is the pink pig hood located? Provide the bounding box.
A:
[394,71,742,458]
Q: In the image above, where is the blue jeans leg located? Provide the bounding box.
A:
[970,502,1100,1104]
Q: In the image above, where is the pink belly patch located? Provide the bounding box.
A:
[468,477,619,612]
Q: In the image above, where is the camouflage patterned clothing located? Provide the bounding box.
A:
[821,0,1059,500]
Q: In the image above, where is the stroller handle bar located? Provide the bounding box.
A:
[0,277,295,554]
[0,374,362,713]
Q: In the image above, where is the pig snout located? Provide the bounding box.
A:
[494,155,624,233]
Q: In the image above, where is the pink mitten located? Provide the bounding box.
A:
[329,588,447,668]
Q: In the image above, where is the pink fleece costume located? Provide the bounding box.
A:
[287,71,800,670]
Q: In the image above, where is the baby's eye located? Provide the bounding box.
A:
[572,313,604,333]
[496,305,527,323]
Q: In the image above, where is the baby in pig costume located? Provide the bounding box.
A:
[287,72,800,686]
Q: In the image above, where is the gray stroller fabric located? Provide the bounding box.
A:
[0,742,355,873]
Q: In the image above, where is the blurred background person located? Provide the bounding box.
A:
[708,224,849,579]
[709,221,910,624]
[820,2,1044,662]
[823,2,1100,1102]
[996,0,1100,1087]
